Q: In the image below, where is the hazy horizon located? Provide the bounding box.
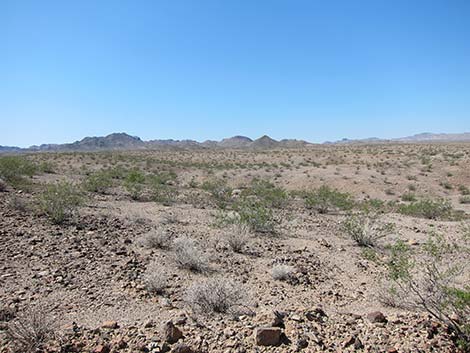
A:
[2,1,470,147]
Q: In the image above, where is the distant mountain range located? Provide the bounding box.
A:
[1,132,469,153]
[0,133,310,153]
[324,132,470,145]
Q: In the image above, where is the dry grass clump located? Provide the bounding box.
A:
[343,213,394,247]
[143,264,168,295]
[7,306,55,353]
[184,277,248,315]
[271,264,295,281]
[224,225,250,253]
[172,236,209,273]
[139,229,171,249]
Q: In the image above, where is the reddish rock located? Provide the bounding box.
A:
[254,327,282,346]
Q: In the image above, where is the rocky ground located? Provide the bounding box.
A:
[0,143,469,352]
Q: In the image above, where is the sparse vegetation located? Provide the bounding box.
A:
[143,264,168,295]
[7,306,55,353]
[398,199,458,220]
[83,170,113,194]
[304,185,354,214]
[0,156,37,187]
[385,234,470,348]
[172,236,209,272]
[242,179,288,208]
[234,198,276,234]
[185,277,248,315]
[38,181,83,224]
[124,170,146,200]
[271,264,295,281]
[224,225,250,253]
[139,229,171,249]
[343,213,394,247]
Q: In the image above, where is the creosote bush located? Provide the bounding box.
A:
[124,170,146,200]
[38,181,83,224]
[304,185,354,214]
[0,156,37,187]
[398,199,457,220]
[234,199,275,234]
[172,236,209,273]
[242,179,288,208]
[83,170,113,194]
[185,277,248,315]
[201,178,232,209]
[385,233,470,348]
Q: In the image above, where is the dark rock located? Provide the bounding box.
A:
[171,343,193,353]
[254,327,282,346]
[366,311,387,323]
[164,321,183,344]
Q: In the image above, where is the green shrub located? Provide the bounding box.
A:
[440,181,453,190]
[83,170,113,194]
[385,234,469,347]
[234,199,275,234]
[304,185,354,214]
[149,171,177,185]
[0,156,37,186]
[242,179,287,208]
[124,170,145,200]
[459,185,470,196]
[459,195,470,204]
[150,181,177,205]
[401,193,417,202]
[398,199,457,220]
[38,161,55,174]
[215,198,276,234]
[38,181,83,224]
[359,198,386,213]
[201,178,232,208]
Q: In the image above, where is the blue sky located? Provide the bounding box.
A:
[1,0,470,147]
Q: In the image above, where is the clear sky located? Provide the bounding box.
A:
[1,0,470,147]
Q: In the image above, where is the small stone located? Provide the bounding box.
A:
[297,337,308,349]
[305,307,327,321]
[101,320,119,329]
[366,311,387,323]
[291,314,302,322]
[224,328,235,337]
[164,321,183,344]
[254,327,282,346]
